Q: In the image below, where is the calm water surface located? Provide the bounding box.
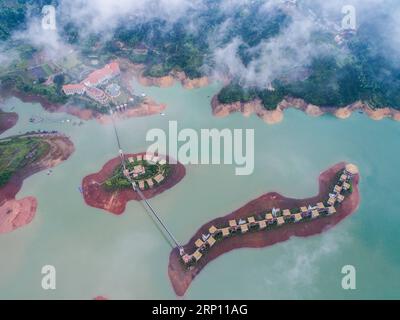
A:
[0,81,399,299]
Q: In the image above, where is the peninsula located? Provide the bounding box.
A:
[168,163,360,296]
[0,132,75,233]
[0,109,18,134]
[212,94,400,125]
[82,153,185,215]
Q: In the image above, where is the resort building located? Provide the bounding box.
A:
[105,83,121,98]
[83,62,120,87]
[193,251,203,262]
[137,155,143,161]
[146,179,154,188]
[317,202,325,210]
[144,154,153,161]
[283,209,291,218]
[259,220,267,229]
[265,213,273,222]
[337,194,345,203]
[133,43,149,55]
[182,254,192,264]
[207,237,216,247]
[300,206,308,213]
[62,83,86,95]
[85,87,109,104]
[209,226,218,234]
[328,206,336,215]
[195,239,204,248]
[334,185,343,194]
[229,220,237,228]
[294,213,302,222]
[154,174,165,184]
[62,61,121,104]
[311,210,319,219]
[181,165,358,266]
[328,196,336,206]
[343,182,351,190]
[132,165,145,175]
[247,217,256,224]
[138,180,145,190]
[240,224,249,233]
[345,164,359,175]
[222,228,230,237]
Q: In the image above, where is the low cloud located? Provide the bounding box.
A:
[3,0,400,89]
[12,17,71,60]
[212,14,330,87]
[58,0,204,37]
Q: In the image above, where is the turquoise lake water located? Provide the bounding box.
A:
[0,81,399,299]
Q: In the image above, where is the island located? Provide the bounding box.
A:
[82,153,185,215]
[168,163,360,296]
[0,131,75,233]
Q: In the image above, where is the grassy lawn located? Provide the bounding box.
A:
[0,136,50,187]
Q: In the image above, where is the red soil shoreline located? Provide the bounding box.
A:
[0,134,75,234]
[168,162,360,296]
[7,89,166,123]
[82,153,186,215]
[0,110,18,134]
[211,94,400,124]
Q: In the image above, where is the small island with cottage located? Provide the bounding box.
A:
[82,152,186,215]
[168,163,360,296]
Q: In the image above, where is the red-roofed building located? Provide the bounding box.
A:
[83,62,120,87]
[62,83,86,95]
[86,87,109,104]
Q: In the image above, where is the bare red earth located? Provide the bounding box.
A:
[168,162,360,296]
[82,153,186,215]
[0,135,75,233]
[0,111,18,134]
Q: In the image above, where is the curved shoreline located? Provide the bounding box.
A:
[82,153,186,215]
[168,162,360,296]
[118,59,210,90]
[7,89,166,123]
[0,110,18,134]
[0,134,75,234]
[211,94,400,124]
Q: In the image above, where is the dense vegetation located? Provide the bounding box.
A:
[217,83,287,110]
[1,0,400,110]
[0,74,68,104]
[104,160,170,191]
[218,35,400,110]
[0,136,50,187]
[60,1,290,80]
